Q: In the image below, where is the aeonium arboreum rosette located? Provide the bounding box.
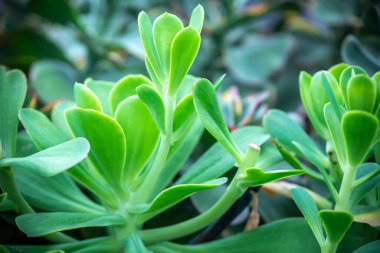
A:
[263,63,380,253]
[0,5,310,253]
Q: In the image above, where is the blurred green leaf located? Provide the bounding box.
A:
[189,5,204,33]
[353,240,380,253]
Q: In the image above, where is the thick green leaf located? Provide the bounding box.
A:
[66,108,126,189]
[291,187,325,246]
[138,12,164,83]
[342,111,379,168]
[136,85,165,133]
[172,94,195,141]
[84,79,114,116]
[0,69,27,158]
[135,178,227,222]
[15,169,104,213]
[324,103,346,166]
[299,71,329,139]
[109,75,152,114]
[0,138,89,177]
[178,126,269,184]
[351,163,380,208]
[168,27,200,95]
[347,75,376,112]
[193,79,242,161]
[263,109,328,167]
[51,101,75,138]
[74,83,103,111]
[319,210,353,244]
[123,235,151,253]
[19,108,68,149]
[114,96,159,184]
[16,212,124,237]
[189,5,204,33]
[339,65,367,103]
[149,218,319,253]
[322,72,343,119]
[153,13,183,75]
[328,63,349,82]
[237,167,304,188]
[353,240,380,253]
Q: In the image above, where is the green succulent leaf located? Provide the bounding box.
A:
[324,103,346,166]
[347,74,376,112]
[84,79,114,116]
[342,111,379,168]
[134,178,227,222]
[51,101,75,138]
[328,63,349,82]
[16,212,124,237]
[319,210,353,244]
[178,126,269,184]
[291,187,325,246]
[299,71,329,139]
[19,108,68,150]
[351,163,380,208]
[136,84,165,133]
[172,94,195,141]
[189,5,204,33]
[66,108,126,189]
[237,167,304,188]
[193,79,243,161]
[353,240,380,253]
[153,13,183,75]
[340,66,367,103]
[115,96,159,185]
[169,27,200,95]
[0,68,27,158]
[74,82,103,111]
[0,138,89,177]
[109,75,152,114]
[263,109,328,167]
[123,235,152,253]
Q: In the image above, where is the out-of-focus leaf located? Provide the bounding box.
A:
[353,240,380,253]
[226,34,293,85]
[189,5,204,33]
[26,0,79,25]
[123,235,151,253]
[0,68,26,158]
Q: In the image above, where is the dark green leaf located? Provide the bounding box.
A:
[319,210,353,244]
[353,240,380,253]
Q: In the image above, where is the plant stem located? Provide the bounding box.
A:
[335,165,355,212]
[0,168,75,243]
[139,177,244,244]
[322,239,338,253]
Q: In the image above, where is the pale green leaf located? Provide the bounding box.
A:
[136,84,165,133]
[0,138,90,177]
[189,5,204,33]
[84,79,114,116]
[340,66,367,103]
[172,94,195,141]
[193,79,242,161]
[0,68,27,158]
[168,27,200,95]
[74,82,103,111]
[347,74,376,112]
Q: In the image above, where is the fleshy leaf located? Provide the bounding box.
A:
[291,187,325,246]
[172,94,195,141]
[193,79,242,161]
[347,74,376,112]
[153,13,183,75]
[114,96,159,185]
[134,178,227,222]
[189,5,204,33]
[65,108,126,189]
[340,66,367,103]
[324,103,346,166]
[0,138,90,177]
[353,240,380,253]
[123,235,152,253]
[263,109,328,167]
[351,163,380,208]
[0,69,27,158]
[168,27,200,95]
[237,167,304,188]
[16,212,124,237]
[136,85,165,133]
[342,111,379,168]
[319,210,353,244]
[109,75,152,114]
[84,79,114,116]
[74,82,103,111]
[328,63,349,82]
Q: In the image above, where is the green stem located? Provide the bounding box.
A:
[0,169,75,243]
[322,239,338,253]
[139,177,244,244]
[335,165,355,212]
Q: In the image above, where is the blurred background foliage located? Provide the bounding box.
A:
[1,0,380,247]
